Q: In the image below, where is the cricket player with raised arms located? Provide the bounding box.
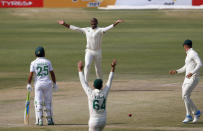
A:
[27,46,58,126]
[170,40,202,123]
[58,18,123,81]
[78,59,117,131]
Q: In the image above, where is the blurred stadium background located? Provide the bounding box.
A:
[0,0,203,8]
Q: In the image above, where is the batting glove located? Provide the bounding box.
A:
[27,84,32,92]
[53,83,58,92]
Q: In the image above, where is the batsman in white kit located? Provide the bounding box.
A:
[170,40,202,123]
[26,46,58,126]
[78,59,117,131]
[58,18,123,81]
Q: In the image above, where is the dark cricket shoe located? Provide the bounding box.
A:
[47,118,54,125]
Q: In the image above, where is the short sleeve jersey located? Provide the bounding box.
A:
[30,57,53,83]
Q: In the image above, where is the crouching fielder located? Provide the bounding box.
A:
[27,46,58,126]
[170,40,202,123]
[78,59,116,131]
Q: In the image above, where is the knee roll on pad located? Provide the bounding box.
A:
[36,104,43,112]
[36,104,43,119]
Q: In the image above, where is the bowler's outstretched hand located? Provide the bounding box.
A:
[169,70,177,75]
[58,20,65,25]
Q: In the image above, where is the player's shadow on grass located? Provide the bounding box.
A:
[55,123,126,126]
[188,122,203,125]
[112,89,174,92]
[55,124,87,126]
[107,123,126,125]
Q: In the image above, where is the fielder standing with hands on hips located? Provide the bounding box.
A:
[78,59,116,131]
[58,18,123,82]
[27,46,58,126]
[169,40,202,123]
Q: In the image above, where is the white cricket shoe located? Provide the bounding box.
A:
[182,115,193,123]
[193,110,201,123]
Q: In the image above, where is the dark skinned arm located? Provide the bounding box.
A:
[50,71,56,84]
[111,59,117,72]
[28,72,33,84]
[113,19,124,27]
[58,20,70,28]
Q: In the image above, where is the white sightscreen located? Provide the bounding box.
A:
[115,0,192,6]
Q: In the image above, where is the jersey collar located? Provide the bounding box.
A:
[36,57,45,60]
[186,48,193,54]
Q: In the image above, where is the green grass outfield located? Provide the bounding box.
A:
[0,8,203,131]
[0,8,203,88]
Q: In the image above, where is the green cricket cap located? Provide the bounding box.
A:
[94,79,103,90]
[35,46,45,57]
[183,39,192,47]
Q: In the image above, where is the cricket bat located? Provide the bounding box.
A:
[24,91,31,125]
